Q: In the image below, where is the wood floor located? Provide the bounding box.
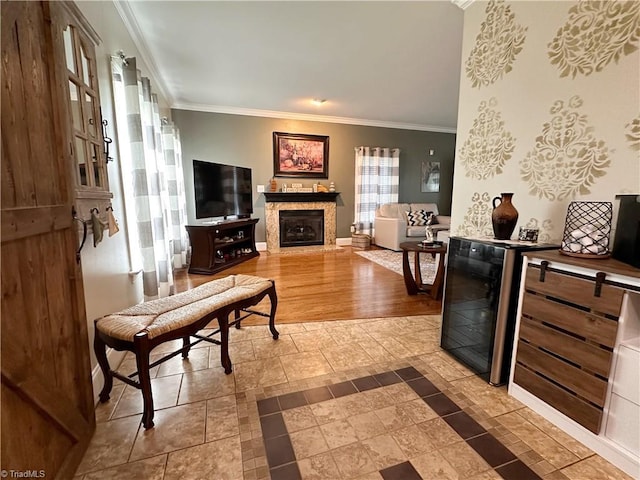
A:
[174,246,441,325]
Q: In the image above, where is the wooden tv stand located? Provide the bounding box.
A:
[186,218,259,275]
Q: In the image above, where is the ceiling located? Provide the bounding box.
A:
[118,1,465,132]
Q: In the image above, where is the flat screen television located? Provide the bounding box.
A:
[193,159,253,219]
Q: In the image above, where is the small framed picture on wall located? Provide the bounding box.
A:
[421,160,440,193]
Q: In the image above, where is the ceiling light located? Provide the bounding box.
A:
[311,98,327,106]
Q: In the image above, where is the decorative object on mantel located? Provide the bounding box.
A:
[560,201,612,258]
[329,181,336,192]
[491,192,519,240]
[273,132,329,178]
[263,192,339,203]
[281,182,313,193]
[270,178,277,192]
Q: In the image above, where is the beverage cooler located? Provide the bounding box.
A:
[440,236,558,385]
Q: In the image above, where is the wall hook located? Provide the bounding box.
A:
[72,207,87,264]
[100,107,114,163]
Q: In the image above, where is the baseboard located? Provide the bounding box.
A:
[91,348,126,405]
[258,238,353,251]
[509,383,640,478]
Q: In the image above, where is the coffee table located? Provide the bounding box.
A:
[399,241,447,299]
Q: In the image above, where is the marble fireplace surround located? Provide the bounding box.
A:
[265,199,337,253]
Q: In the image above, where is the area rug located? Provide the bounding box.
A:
[355,249,437,283]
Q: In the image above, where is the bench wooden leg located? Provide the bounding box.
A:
[134,333,155,429]
[219,312,232,374]
[93,323,113,403]
[234,309,242,329]
[268,284,279,340]
[182,336,191,359]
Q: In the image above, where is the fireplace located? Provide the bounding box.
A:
[264,193,338,253]
[279,210,324,247]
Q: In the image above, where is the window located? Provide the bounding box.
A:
[63,24,107,191]
[354,147,400,235]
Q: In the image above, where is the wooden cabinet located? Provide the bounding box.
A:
[509,251,640,477]
[186,219,259,275]
[49,1,113,222]
[514,264,623,433]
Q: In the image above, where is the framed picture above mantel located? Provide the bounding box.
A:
[273,132,329,178]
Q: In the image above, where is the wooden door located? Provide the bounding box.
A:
[1,2,95,477]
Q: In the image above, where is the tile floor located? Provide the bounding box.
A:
[75,315,634,480]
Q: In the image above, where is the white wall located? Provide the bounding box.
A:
[74,1,171,385]
[452,0,640,243]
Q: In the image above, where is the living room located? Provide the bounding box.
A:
[2,1,639,479]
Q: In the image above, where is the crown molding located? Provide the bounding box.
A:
[171,103,457,134]
[451,0,476,10]
[113,0,173,105]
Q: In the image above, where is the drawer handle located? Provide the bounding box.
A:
[539,261,549,282]
[594,271,606,297]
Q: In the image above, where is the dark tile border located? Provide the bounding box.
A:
[257,369,543,480]
[380,461,422,480]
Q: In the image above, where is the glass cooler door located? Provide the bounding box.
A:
[440,237,512,383]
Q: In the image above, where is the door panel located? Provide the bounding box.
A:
[1,2,95,477]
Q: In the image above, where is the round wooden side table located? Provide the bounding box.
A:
[399,241,448,299]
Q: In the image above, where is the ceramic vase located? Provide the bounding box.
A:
[492,193,519,240]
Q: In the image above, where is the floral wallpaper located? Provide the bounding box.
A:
[465,0,527,88]
[451,1,639,244]
[455,192,493,237]
[460,98,515,180]
[548,0,640,78]
[520,96,610,201]
[626,115,640,150]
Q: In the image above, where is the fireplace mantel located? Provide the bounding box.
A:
[263,192,340,203]
[264,198,337,252]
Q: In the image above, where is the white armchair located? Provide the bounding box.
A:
[373,203,450,251]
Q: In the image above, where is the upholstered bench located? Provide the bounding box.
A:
[93,274,278,428]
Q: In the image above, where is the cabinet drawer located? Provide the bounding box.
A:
[516,340,608,406]
[612,343,640,404]
[514,364,602,434]
[522,292,618,348]
[525,267,623,317]
[519,318,612,377]
[605,393,640,455]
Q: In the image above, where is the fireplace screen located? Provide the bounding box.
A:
[279,210,324,247]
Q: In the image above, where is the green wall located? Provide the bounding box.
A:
[172,109,456,242]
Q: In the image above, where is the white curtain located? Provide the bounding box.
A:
[111,57,188,300]
[354,147,400,236]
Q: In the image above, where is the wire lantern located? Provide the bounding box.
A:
[560,201,612,258]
